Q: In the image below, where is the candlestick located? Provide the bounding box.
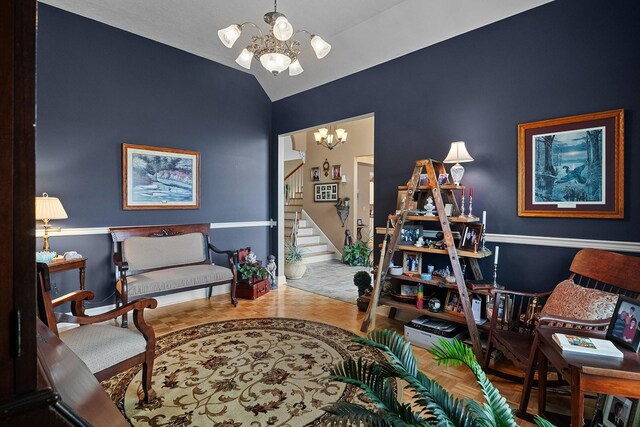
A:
[459,192,466,217]
[481,210,487,251]
[494,245,500,265]
[469,187,473,197]
[467,193,473,218]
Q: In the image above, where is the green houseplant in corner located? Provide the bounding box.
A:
[343,240,372,267]
[324,329,556,427]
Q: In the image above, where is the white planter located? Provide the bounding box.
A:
[284,261,306,280]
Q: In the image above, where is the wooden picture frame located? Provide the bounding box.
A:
[396,188,417,211]
[602,395,634,427]
[445,290,464,316]
[459,223,483,252]
[518,109,624,218]
[314,183,338,202]
[331,164,342,180]
[122,143,200,210]
[400,224,423,245]
[606,295,640,353]
[310,167,320,182]
[402,251,422,275]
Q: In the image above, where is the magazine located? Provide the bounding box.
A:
[552,333,623,359]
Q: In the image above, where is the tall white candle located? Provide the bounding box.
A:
[482,210,487,227]
[494,246,499,265]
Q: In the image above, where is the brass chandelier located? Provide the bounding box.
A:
[218,0,331,76]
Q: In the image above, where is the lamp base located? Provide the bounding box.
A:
[450,163,465,186]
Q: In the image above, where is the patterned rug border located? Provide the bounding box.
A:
[103,317,386,426]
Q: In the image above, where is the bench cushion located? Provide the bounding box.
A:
[123,232,206,270]
[127,264,233,297]
[60,324,146,374]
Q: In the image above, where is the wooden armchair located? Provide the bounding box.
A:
[36,263,158,402]
[483,248,640,381]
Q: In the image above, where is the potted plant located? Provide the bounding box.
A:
[324,330,555,427]
[342,196,351,207]
[284,239,306,280]
[354,271,373,311]
[238,263,268,285]
[342,240,372,266]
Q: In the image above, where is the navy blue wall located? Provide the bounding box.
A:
[272,1,640,291]
[36,5,272,304]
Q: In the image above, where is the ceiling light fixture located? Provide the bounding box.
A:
[218,0,331,76]
[314,126,347,150]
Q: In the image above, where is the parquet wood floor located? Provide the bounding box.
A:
[144,284,582,426]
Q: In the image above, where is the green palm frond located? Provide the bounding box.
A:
[429,339,517,427]
[325,331,557,427]
[534,416,557,427]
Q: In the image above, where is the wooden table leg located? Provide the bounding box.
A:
[570,369,584,427]
[79,265,86,290]
[537,347,548,417]
[519,336,539,417]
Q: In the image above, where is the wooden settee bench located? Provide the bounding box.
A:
[110,223,239,327]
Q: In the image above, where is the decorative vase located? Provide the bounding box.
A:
[284,260,306,280]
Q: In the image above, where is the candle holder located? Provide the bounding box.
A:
[492,263,503,289]
[459,193,466,217]
[481,227,487,251]
[467,194,474,218]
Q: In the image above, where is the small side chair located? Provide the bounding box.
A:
[36,262,158,402]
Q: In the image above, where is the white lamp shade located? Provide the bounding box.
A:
[218,24,242,48]
[443,141,474,163]
[259,52,291,74]
[35,194,68,220]
[288,59,304,76]
[310,35,331,59]
[235,48,253,69]
[273,16,293,41]
[334,128,348,141]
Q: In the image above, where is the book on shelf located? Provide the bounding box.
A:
[552,333,623,359]
[465,280,494,291]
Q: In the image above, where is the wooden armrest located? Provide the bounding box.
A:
[52,290,94,308]
[60,298,158,326]
[490,289,553,298]
[537,315,611,328]
[208,243,235,258]
[112,253,128,271]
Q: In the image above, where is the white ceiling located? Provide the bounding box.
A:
[40,0,552,101]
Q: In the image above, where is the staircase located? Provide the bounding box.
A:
[284,191,338,264]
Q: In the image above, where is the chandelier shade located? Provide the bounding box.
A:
[217,0,331,76]
[314,126,347,150]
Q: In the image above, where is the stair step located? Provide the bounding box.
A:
[284,212,300,219]
[285,226,313,236]
[285,205,302,213]
[297,243,328,254]
[284,219,307,228]
[296,234,320,245]
[304,251,339,264]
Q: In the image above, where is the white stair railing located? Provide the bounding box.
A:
[284,164,304,202]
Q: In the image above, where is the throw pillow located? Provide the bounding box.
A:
[540,279,619,321]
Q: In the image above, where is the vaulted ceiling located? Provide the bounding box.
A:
[40,0,552,100]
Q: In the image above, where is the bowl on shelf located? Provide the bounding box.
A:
[420,273,432,281]
[389,266,403,276]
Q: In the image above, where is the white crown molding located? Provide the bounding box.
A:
[486,233,640,253]
[35,220,274,237]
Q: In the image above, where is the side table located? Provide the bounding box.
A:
[47,257,87,290]
[518,326,640,426]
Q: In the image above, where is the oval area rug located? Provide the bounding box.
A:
[102,318,384,426]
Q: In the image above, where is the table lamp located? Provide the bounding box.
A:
[35,193,68,253]
[443,141,474,186]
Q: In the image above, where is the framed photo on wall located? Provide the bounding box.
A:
[606,295,640,353]
[122,143,200,210]
[310,167,320,182]
[332,164,342,180]
[314,183,338,202]
[517,109,624,218]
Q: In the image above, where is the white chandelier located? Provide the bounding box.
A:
[314,126,347,150]
[218,0,331,76]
